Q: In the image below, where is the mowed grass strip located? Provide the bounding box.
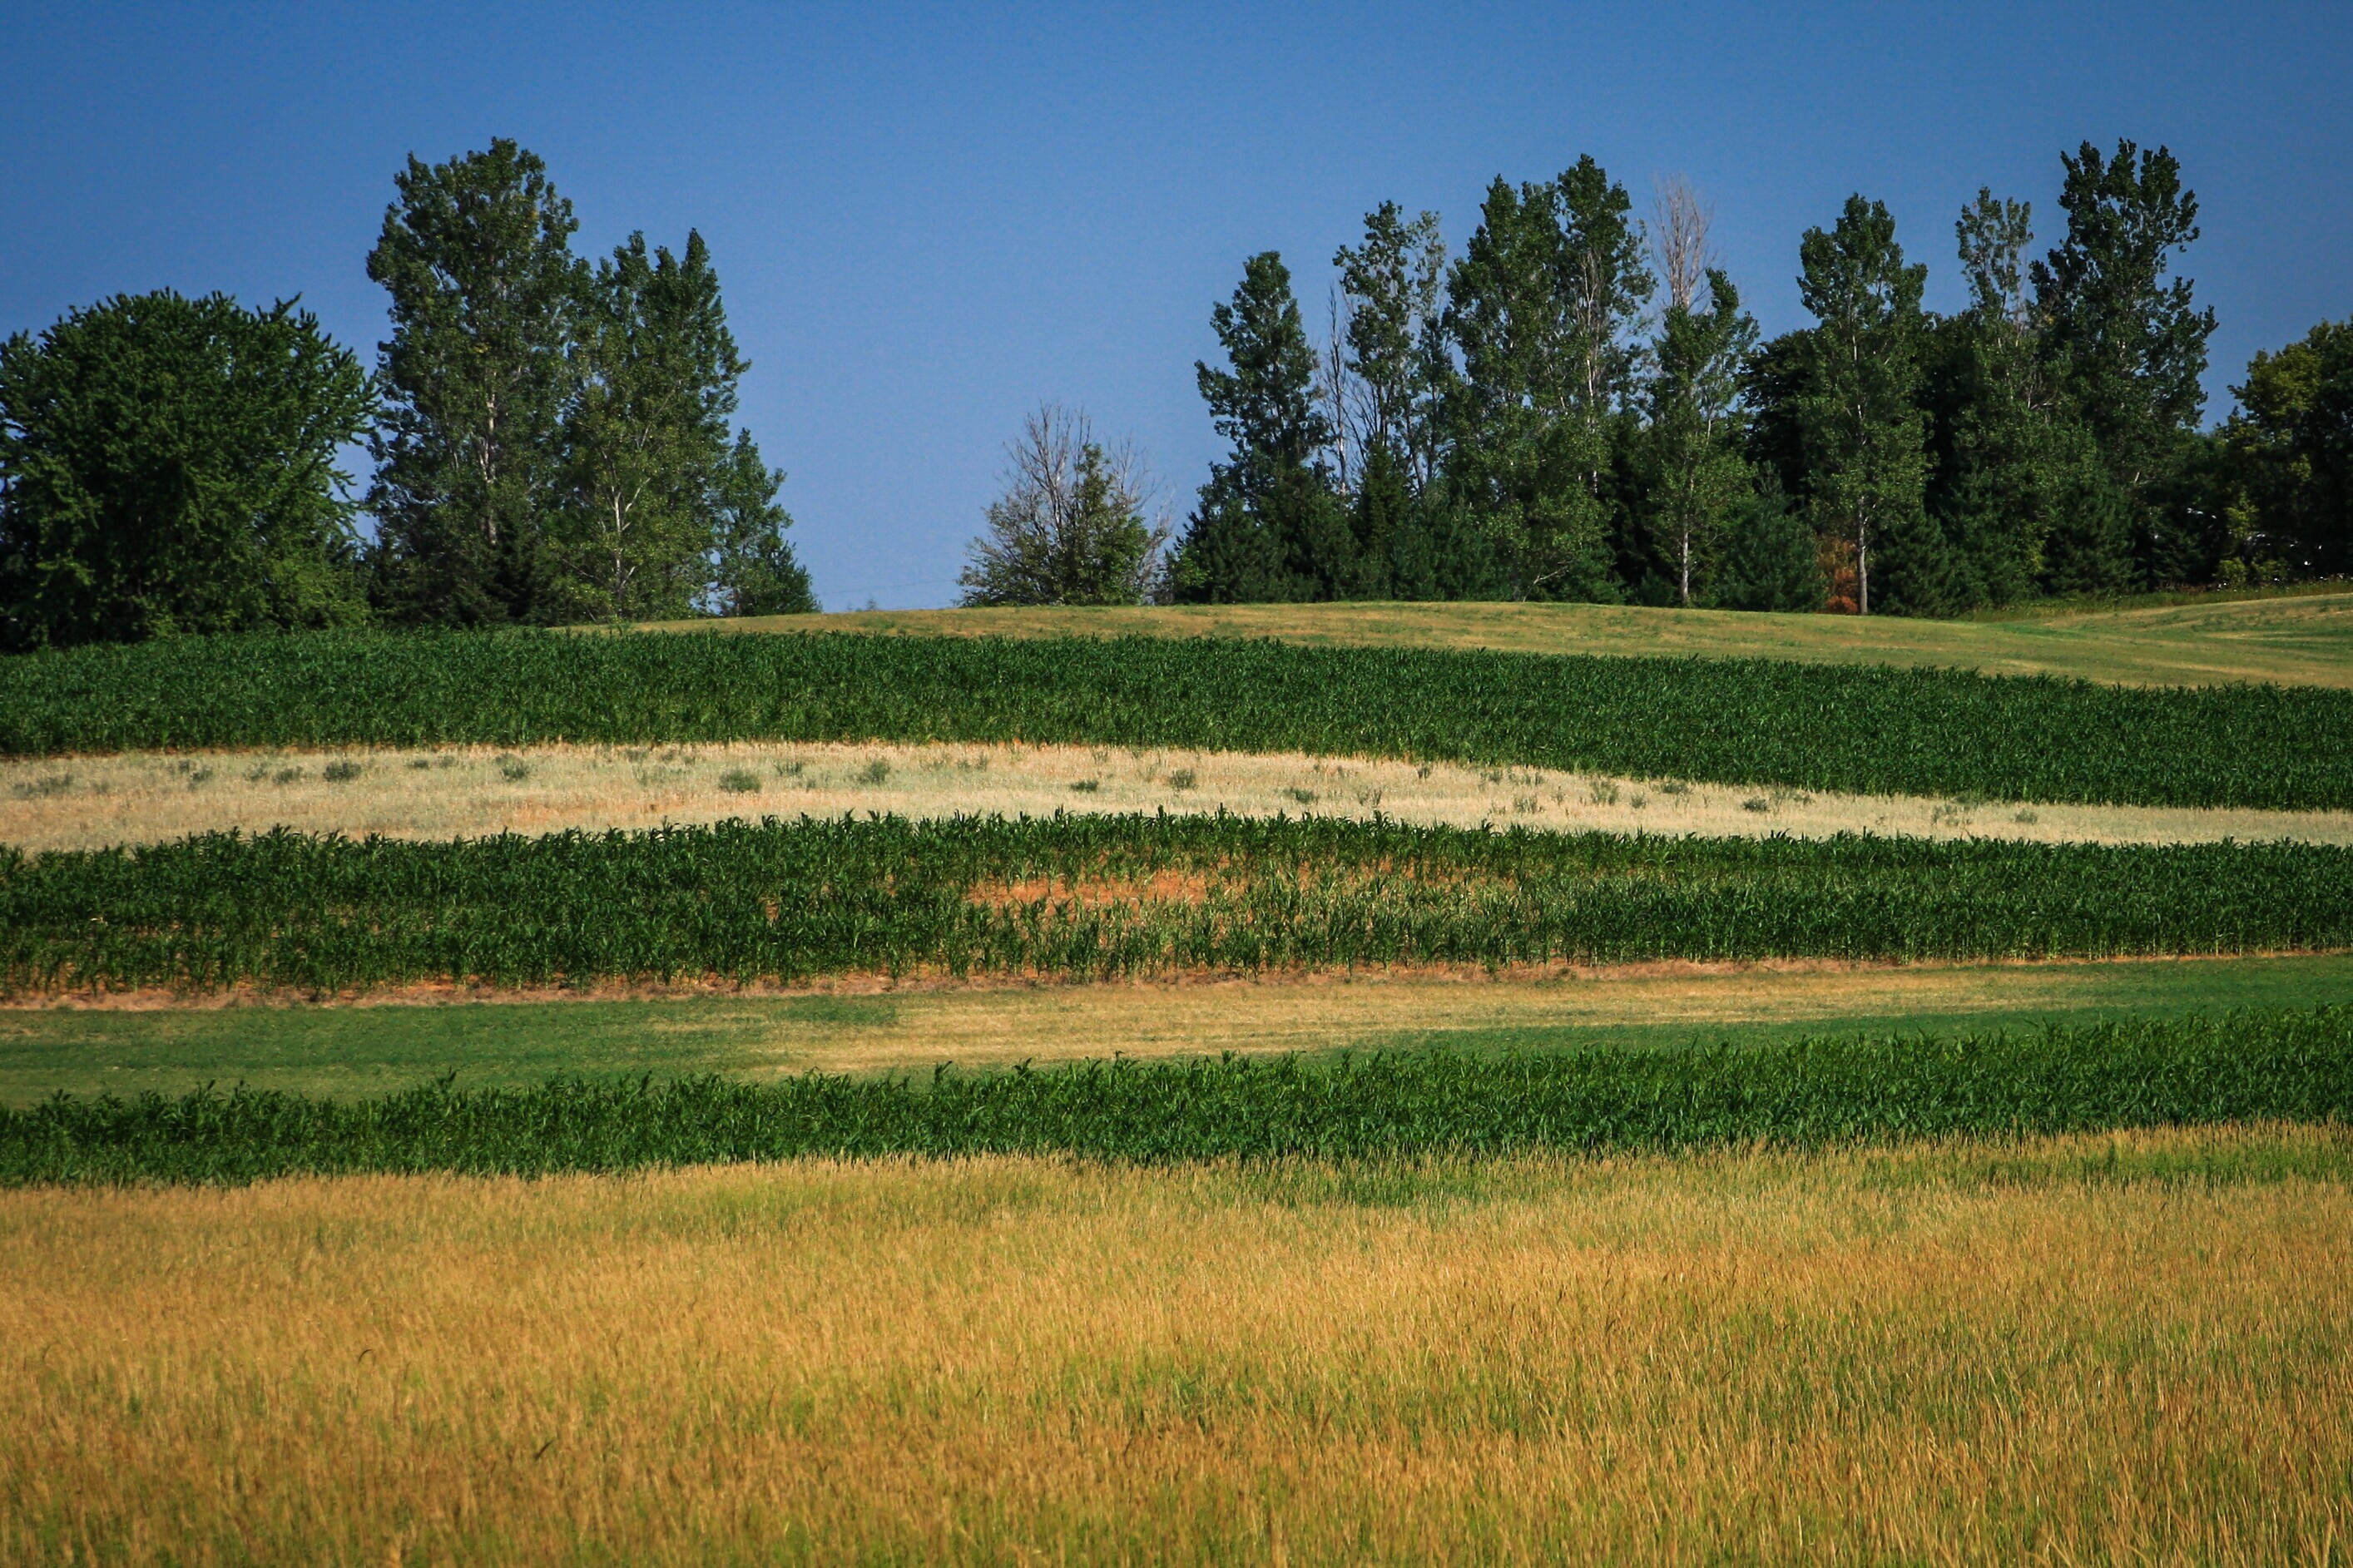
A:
[3,1129,2349,1562]
[11,953,2351,1102]
[654,584,2353,689]
[6,1008,2349,1185]
[8,627,2353,808]
[14,738,2353,853]
[7,816,2353,995]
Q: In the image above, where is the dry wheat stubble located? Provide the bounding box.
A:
[0,1126,2348,1565]
[7,737,2351,853]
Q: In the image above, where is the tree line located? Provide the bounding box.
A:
[0,140,812,650]
[971,139,2347,614]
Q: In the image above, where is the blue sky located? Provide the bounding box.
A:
[5,2,2349,608]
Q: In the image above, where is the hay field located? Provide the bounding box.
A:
[646,584,2353,690]
[11,738,2352,853]
[4,1127,2347,1565]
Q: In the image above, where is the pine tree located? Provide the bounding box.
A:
[1710,482,1825,611]
[1171,253,1345,602]
[366,139,586,625]
[708,432,815,616]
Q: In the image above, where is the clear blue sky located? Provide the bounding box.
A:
[6,2,2349,608]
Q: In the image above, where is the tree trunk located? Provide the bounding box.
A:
[1856,517,1870,616]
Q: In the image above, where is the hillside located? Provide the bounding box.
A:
[652,586,2353,690]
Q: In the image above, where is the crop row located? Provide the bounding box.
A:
[6,628,2351,808]
[7,1007,2348,1185]
[7,814,2351,994]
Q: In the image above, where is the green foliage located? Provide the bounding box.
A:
[1332,202,1450,493]
[1440,160,1648,601]
[1641,270,1758,604]
[1793,195,1935,616]
[5,817,2350,996]
[366,139,587,626]
[365,141,808,626]
[7,1007,2348,1184]
[2031,140,2217,585]
[960,408,1164,606]
[1709,484,1825,611]
[7,628,2353,808]
[557,230,775,621]
[0,291,373,650]
[2224,317,2353,580]
[707,431,815,615]
[1172,253,1349,602]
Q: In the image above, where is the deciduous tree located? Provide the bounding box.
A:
[0,291,372,649]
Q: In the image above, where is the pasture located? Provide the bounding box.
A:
[663,581,2353,689]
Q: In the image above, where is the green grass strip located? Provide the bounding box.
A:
[7,816,2352,994]
[5,1007,2346,1185]
[6,628,2351,808]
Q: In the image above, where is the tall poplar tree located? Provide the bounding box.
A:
[1444,156,1648,601]
[366,140,586,625]
[557,230,763,621]
[1642,270,1757,605]
[1793,195,1938,615]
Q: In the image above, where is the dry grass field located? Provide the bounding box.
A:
[645,584,2353,690]
[3,1126,2346,1566]
[11,737,2352,853]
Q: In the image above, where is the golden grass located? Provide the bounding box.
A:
[3,1126,2347,1565]
[639,586,2353,689]
[11,738,2352,853]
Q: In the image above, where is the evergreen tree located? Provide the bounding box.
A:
[1792,195,1941,615]
[0,291,374,649]
[366,139,586,625]
[2030,140,2217,586]
[1710,481,1825,611]
[1641,269,1757,604]
[1172,253,1347,601]
[960,407,1165,606]
[708,431,815,616]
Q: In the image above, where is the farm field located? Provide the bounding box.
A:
[13,626,2353,809]
[658,582,2353,689]
[12,816,2351,994]
[5,1128,2349,1563]
[5,952,2348,1101]
[7,613,2351,1564]
[13,737,2353,852]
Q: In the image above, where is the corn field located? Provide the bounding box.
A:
[5,629,2350,807]
[5,1007,2347,1183]
[7,814,2351,994]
